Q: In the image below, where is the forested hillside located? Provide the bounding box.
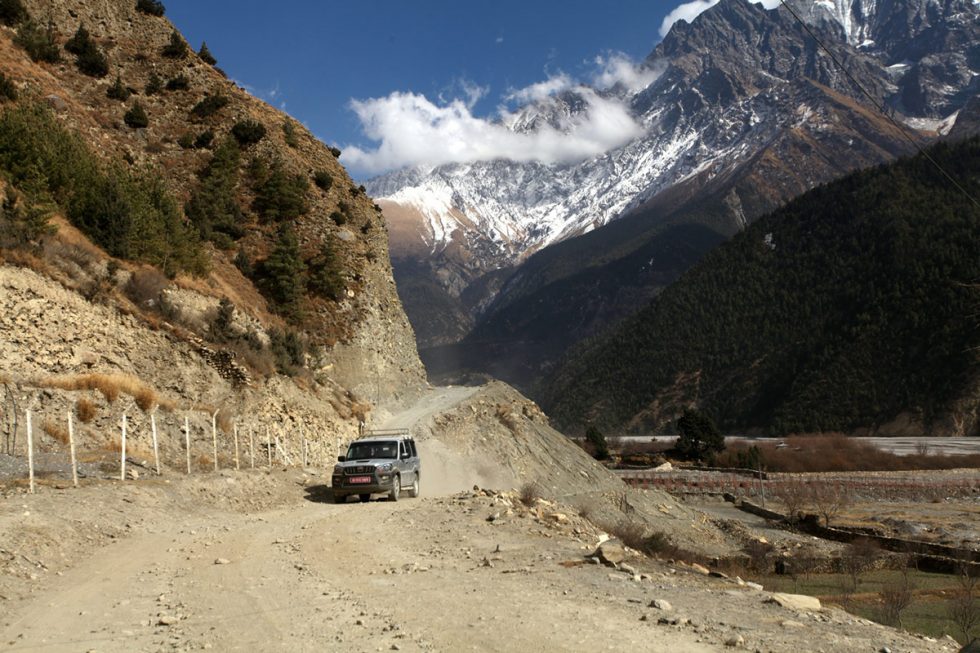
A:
[540,137,980,437]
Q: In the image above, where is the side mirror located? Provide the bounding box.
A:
[337,455,346,462]
[401,452,410,460]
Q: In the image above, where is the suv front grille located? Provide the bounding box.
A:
[345,466,374,475]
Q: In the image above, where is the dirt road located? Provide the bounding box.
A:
[0,386,959,652]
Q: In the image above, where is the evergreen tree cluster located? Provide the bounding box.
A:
[135,0,165,16]
[0,103,206,276]
[185,138,245,248]
[65,25,109,77]
[161,29,188,59]
[250,157,309,222]
[14,19,60,63]
[230,119,266,147]
[191,94,229,119]
[541,138,980,436]
[0,0,27,26]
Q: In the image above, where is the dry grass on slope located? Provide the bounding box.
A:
[36,373,176,412]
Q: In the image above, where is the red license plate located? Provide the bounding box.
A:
[349,476,372,484]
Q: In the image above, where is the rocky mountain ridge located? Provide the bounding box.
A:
[371,0,978,351]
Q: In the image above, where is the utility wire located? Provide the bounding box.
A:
[778,0,980,210]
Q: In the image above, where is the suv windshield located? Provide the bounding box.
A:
[346,440,398,460]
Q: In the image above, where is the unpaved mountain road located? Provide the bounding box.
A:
[1,484,718,653]
[0,386,958,652]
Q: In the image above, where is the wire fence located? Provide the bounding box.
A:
[1,405,347,492]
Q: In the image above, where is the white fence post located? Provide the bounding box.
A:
[68,412,78,488]
[233,421,240,471]
[184,415,191,474]
[211,410,218,472]
[249,427,255,470]
[151,411,160,475]
[26,409,35,494]
[120,413,127,481]
[266,426,272,467]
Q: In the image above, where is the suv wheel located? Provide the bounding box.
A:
[408,475,419,498]
[388,475,400,502]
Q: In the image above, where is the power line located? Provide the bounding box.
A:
[777,0,980,210]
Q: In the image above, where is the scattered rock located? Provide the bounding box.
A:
[592,539,625,566]
[157,615,179,626]
[767,593,822,611]
[214,558,231,565]
[649,599,673,611]
[725,634,744,647]
[689,563,710,575]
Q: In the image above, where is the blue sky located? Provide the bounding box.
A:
[162,1,715,177]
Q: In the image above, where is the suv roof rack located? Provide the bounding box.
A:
[359,428,411,438]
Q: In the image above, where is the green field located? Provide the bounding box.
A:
[759,569,976,643]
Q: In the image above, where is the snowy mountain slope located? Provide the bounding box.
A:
[369,0,979,351]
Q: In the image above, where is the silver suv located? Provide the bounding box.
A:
[332,430,420,503]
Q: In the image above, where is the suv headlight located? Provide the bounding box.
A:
[333,465,344,474]
[378,463,393,473]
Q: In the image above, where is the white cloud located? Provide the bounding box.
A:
[592,53,663,92]
[504,74,574,103]
[342,86,644,176]
[659,0,719,36]
[659,0,780,37]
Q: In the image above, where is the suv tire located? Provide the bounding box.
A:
[408,475,419,498]
[388,475,400,502]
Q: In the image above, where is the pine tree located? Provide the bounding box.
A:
[161,29,187,59]
[185,138,243,245]
[145,72,163,95]
[106,75,130,101]
[135,0,165,16]
[252,158,309,222]
[259,225,307,319]
[308,241,345,301]
[676,409,724,462]
[585,425,609,460]
[66,25,109,77]
[14,19,60,63]
[0,0,27,26]
[198,41,216,65]
[124,102,148,128]
[230,119,266,146]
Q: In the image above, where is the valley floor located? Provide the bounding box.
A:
[0,469,962,652]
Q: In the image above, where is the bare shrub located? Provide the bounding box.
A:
[76,398,97,423]
[841,538,880,592]
[773,477,810,521]
[350,401,371,423]
[743,539,774,573]
[41,419,69,444]
[124,267,169,309]
[947,565,979,643]
[518,482,541,507]
[811,482,851,527]
[878,570,914,628]
[133,385,157,412]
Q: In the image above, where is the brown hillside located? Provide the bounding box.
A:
[0,0,425,402]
